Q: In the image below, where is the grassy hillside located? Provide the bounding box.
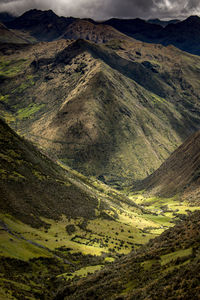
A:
[55,210,200,300]
[1,29,200,299]
[135,130,200,204]
[1,38,200,187]
[0,117,105,226]
[1,118,180,299]
[1,117,199,298]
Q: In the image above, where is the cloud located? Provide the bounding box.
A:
[0,0,199,20]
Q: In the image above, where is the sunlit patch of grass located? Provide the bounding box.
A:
[0,59,28,78]
[32,170,47,181]
[8,171,25,181]
[123,280,138,294]
[130,194,200,218]
[0,94,9,103]
[0,210,160,260]
[144,214,172,227]
[141,259,156,270]
[151,93,167,104]
[17,103,45,120]
[0,111,16,123]
[0,231,51,261]
[0,287,15,300]
[58,265,103,280]
[104,257,115,262]
[161,248,192,266]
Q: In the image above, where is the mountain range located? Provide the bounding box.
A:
[1,9,200,55]
[147,18,180,27]
[0,7,200,300]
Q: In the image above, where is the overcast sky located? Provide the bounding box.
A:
[0,0,200,20]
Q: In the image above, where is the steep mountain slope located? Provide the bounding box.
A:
[1,38,200,186]
[0,117,102,227]
[136,130,200,203]
[56,210,200,300]
[0,115,149,229]
[0,23,30,44]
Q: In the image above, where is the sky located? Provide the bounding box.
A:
[0,0,200,20]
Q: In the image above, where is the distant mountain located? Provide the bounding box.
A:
[147,18,180,27]
[0,12,15,23]
[103,15,200,55]
[59,19,131,43]
[158,15,200,55]
[5,9,75,42]
[5,9,131,44]
[137,130,200,203]
[4,10,200,56]
[103,18,162,40]
[56,210,200,299]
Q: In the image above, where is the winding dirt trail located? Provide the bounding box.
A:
[0,218,74,266]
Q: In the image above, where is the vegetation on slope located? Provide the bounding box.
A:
[0,118,178,299]
[136,130,200,204]
[1,38,200,186]
[55,210,200,300]
[0,14,200,299]
[0,118,103,227]
[0,23,31,44]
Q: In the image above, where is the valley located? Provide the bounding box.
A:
[0,118,199,299]
[0,8,200,300]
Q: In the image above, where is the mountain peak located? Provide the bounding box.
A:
[183,15,200,25]
[186,15,200,21]
[18,8,59,20]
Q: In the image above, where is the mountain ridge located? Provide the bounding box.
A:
[1,37,200,185]
[3,9,200,55]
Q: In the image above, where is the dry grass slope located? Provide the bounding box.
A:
[138,130,200,204]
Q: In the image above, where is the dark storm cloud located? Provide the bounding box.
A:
[0,0,199,19]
